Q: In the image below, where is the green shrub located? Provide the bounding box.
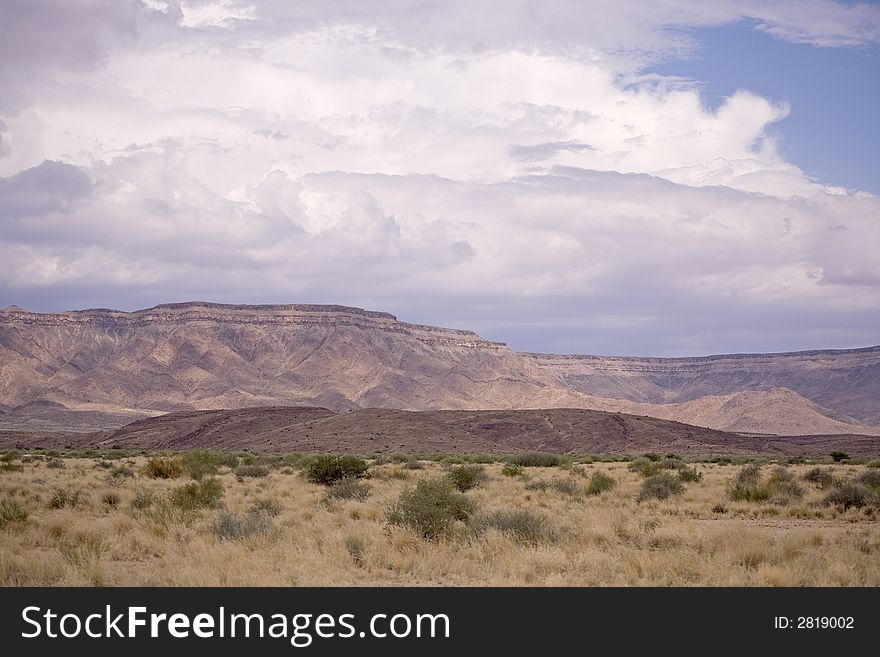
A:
[803,467,837,489]
[0,498,28,528]
[403,458,424,470]
[865,458,880,469]
[324,477,371,501]
[729,464,771,502]
[248,498,283,516]
[678,466,703,483]
[213,510,273,541]
[628,457,659,477]
[0,462,24,473]
[182,450,238,480]
[585,471,616,496]
[637,473,684,502]
[49,488,81,509]
[501,463,524,477]
[447,465,487,492]
[824,484,876,510]
[168,478,224,511]
[830,451,850,463]
[234,465,270,481]
[505,453,564,468]
[658,458,686,471]
[304,455,369,485]
[387,477,476,540]
[769,480,804,505]
[471,509,555,544]
[143,457,183,479]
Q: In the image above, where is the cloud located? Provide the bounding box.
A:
[0,0,877,354]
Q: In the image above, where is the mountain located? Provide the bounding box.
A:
[524,347,880,426]
[0,302,877,437]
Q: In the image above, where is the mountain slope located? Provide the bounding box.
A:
[0,302,876,437]
[524,347,880,425]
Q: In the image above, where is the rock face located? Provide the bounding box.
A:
[524,348,880,426]
[0,302,877,436]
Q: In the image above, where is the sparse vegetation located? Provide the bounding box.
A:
[49,488,81,509]
[472,509,555,544]
[234,464,270,481]
[0,498,28,528]
[729,465,804,504]
[167,478,224,511]
[830,451,850,463]
[182,450,238,480]
[637,473,684,502]
[0,463,24,474]
[2,454,879,585]
[628,457,659,478]
[505,453,564,468]
[304,455,369,485]
[213,510,273,541]
[387,477,476,539]
[324,477,371,501]
[824,484,876,510]
[447,464,487,492]
[501,463,524,477]
[803,467,837,489]
[678,466,703,482]
[143,457,183,479]
[585,471,616,496]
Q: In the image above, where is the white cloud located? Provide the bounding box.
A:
[0,0,877,354]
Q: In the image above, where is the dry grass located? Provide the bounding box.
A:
[0,455,878,586]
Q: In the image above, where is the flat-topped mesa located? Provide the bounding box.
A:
[523,345,880,372]
[0,302,508,349]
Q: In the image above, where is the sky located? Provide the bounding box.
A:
[0,0,878,357]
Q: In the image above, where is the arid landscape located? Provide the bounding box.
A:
[1,450,878,586]
[1,301,878,587]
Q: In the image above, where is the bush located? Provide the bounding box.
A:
[49,488,81,509]
[403,458,424,470]
[304,455,369,485]
[549,477,581,496]
[658,458,686,471]
[101,492,120,507]
[0,463,24,473]
[471,509,555,544]
[729,464,770,502]
[824,484,876,510]
[387,477,476,539]
[247,498,282,516]
[830,451,850,463]
[324,477,371,501]
[143,457,183,479]
[447,465,487,492]
[234,465,270,481]
[0,498,28,528]
[168,478,224,511]
[803,467,836,489]
[769,480,804,505]
[213,510,273,541]
[866,458,880,469]
[183,450,238,480]
[501,463,524,477]
[585,471,616,496]
[678,466,703,483]
[505,453,564,468]
[106,465,134,487]
[858,469,880,491]
[637,473,684,502]
[628,457,659,477]
[131,489,155,510]
[345,536,366,565]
